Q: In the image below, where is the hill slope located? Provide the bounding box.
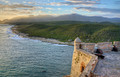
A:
[13,21,120,43]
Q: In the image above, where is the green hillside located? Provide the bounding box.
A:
[13,21,120,43]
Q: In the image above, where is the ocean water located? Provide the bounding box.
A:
[0,25,74,77]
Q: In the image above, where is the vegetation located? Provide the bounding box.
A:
[13,21,120,43]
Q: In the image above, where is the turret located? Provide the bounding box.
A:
[74,37,81,51]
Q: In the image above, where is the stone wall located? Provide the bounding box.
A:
[70,49,98,77]
[77,40,120,53]
[114,41,120,51]
[64,37,98,77]
[81,43,95,53]
[80,42,113,53]
[97,42,113,52]
[64,37,120,77]
[80,52,98,77]
[70,49,92,77]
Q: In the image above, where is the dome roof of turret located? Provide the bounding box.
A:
[74,37,81,42]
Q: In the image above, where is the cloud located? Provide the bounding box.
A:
[57,8,62,10]
[115,1,120,4]
[23,1,36,5]
[0,0,9,4]
[74,7,120,13]
[101,13,120,18]
[0,3,45,20]
[0,4,35,9]
[0,3,39,17]
[45,7,53,10]
[23,1,47,6]
[1,10,31,15]
[49,0,100,6]
[65,0,99,3]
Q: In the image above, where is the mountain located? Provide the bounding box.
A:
[3,14,120,23]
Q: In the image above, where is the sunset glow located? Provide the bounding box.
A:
[0,0,120,20]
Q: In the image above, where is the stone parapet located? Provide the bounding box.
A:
[97,42,113,52]
[81,43,96,53]
[79,42,113,53]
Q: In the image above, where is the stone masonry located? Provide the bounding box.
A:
[64,37,120,77]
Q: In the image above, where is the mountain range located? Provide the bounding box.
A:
[3,14,120,23]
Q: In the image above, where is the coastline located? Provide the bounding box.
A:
[11,26,74,46]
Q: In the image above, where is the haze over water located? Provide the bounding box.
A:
[0,25,73,77]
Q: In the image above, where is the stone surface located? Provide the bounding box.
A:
[70,49,92,77]
[81,43,96,53]
[94,51,120,77]
[80,42,113,53]
[97,42,113,52]
[64,38,98,77]
[65,38,120,77]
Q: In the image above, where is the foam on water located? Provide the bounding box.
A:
[52,44,68,46]
[6,26,68,47]
[6,26,28,40]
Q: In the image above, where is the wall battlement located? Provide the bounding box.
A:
[64,37,120,77]
[79,41,120,53]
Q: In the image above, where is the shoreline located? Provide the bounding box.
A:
[11,26,74,46]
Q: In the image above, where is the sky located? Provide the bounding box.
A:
[0,0,120,20]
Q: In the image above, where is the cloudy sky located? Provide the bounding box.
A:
[0,0,120,20]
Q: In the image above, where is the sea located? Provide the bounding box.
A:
[0,25,74,77]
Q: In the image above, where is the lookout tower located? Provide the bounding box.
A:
[74,37,81,51]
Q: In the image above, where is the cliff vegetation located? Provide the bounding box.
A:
[12,21,120,43]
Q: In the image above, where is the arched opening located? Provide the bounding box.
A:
[81,66,84,72]
[80,62,85,72]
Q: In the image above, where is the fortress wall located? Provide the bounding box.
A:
[97,42,112,52]
[80,42,113,53]
[114,41,120,51]
[80,42,119,53]
[70,49,98,77]
[64,37,119,77]
[81,43,96,53]
[80,53,98,77]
